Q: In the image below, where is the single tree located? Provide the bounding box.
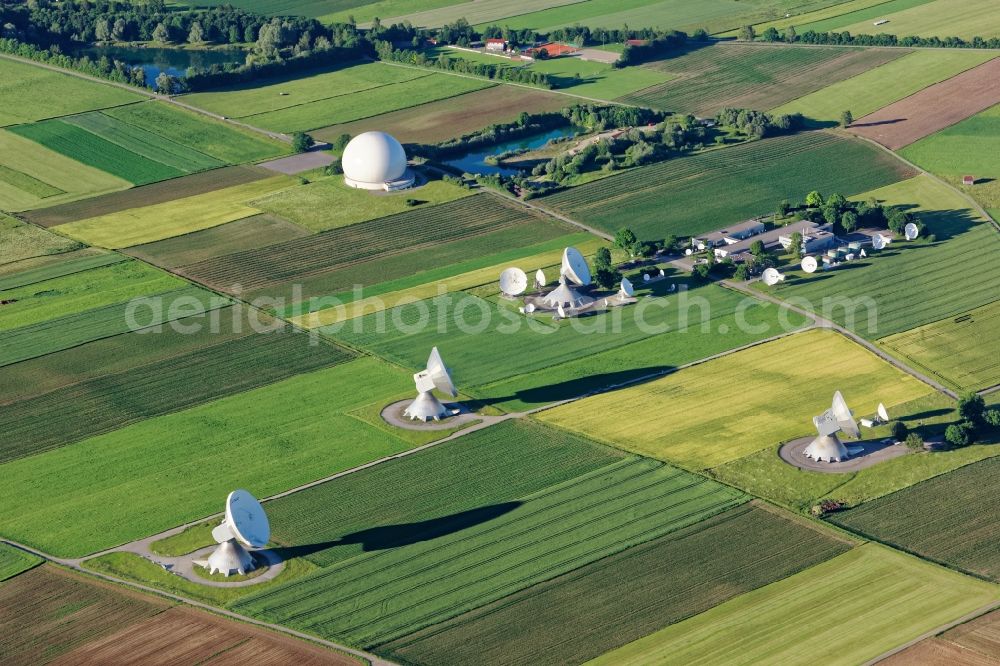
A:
[750,239,765,257]
[188,21,205,44]
[985,409,1000,428]
[805,190,823,208]
[152,22,170,44]
[778,199,792,217]
[958,392,986,423]
[333,133,352,151]
[95,19,110,42]
[789,231,803,260]
[594,267,618,289]
[840,110,853,128]
[112,18,127,41]
[614,227,637,251]
[734,262,750,281]
[762,27,780,42]
[291,132,314,153]
[841,210,858,233]
[904,432,924,450]
[783,26,797,43]
[154,72,175,94]
[945,423,972,448]
[738,25,755,41]
[593,247,612,271]
[890,420,908,441]
[693,263,712,280]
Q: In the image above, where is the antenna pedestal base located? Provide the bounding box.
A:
[404,391,450,421]
[804,434,850,463]
[193,539,257,577]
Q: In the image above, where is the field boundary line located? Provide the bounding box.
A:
[868,598,1000,664]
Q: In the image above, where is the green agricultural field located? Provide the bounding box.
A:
[832,457,1000,581]
[771,50,996,124]
[539,131,912,239]
[771,175,1000,338]
[234,456,746,647]
[0,358,418,557]
[250,176,472,232]
[244,74,493,133]
[590,544,1000,666]
[180,193,570,298]
[0,543,41,582]
[0,260,185,333]
[8,119,186,185]
[0,250,124,291]
[56,175,297,248]
[880,299,1000,392]
[621,44,904,116]
[0,285,226,367]
[0,130,130,211]
[103,102,288,163]
[370,0,587,28]
[837,0,1000,39]
[526,56,670,100]
[539,329,932,469]
[796,0,934,33]
[381,504,851,666]
[0,328,353,464]
[0,57,141,126]
[0,213,81,266]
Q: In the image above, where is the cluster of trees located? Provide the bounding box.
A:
[911,393,1000,449]
[732,242,778,280]
[547,25,693,48]
[417,110,570,159]
[716,108,804,139]
[373,40,553,87]
[747,23,1000,50]
[614,30,690,68]
[0,35,147,86]
[786,191,925,237]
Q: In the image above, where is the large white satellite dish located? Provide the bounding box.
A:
[832,390,860,439]
[194,489,270,577]
[877,402,889,422]
[904,222,919,240]
[534,269,546,288]
[762,267,785,286]
[499,267,528,297]
[403,346,458,421]
[805,391,860,462]
[557,304,567,319]
[872,234,887,250]
[561,247,591,286]
[620,277,634,297]
[801,256,818,274]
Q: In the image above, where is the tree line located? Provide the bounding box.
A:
[742,23,1000,50]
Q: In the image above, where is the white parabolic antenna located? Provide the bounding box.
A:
[620,277,634,297]
[832,390,861,439]
[524,302,536,314]
[762,267,785,286]
[801,256,818,274]
[872,234,887,250]
[499,267,528,296]
[194,490,270,577]
[562,247,591,286]
[904,222,919,240]
[557,303,567,319]
[535,269,547,288]
[877,402,889,422]
[403,346,458,421]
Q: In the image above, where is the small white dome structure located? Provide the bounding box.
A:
[342,131,414,191]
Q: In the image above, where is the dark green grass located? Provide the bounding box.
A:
[0,543,42,582]
[266,420,627,568]
[0,328,353,464]
[380,504,851,665]
[234,456,745,647]
[539,132,914,239]
[0,164,64,198]
[0,251,125,291]
[831,456,1000,581]
[8,120,185,185]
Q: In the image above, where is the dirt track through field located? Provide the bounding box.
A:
[849,57,1000,150]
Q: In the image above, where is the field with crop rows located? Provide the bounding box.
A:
[832,457,1000,580]
[880,299,1000,392]
[837,0,1000,39]
[0,130,130,211]
[234,456,746,647]
[0,543,41,582]
[0,566,170,665]
[540,131,912,239]
[539,329,932,469]
[181,193,568,296]
[55,175,297,248]
[373,0,588,29]
[772,50,997,124]
[267,420,626,567]
[622,44,904,116]
[0,358,417,556]
[0,250,124,291]
[591,544,1000,666]
[774,176,1000,338]
[0,57,141,126]
[0,213,81,265]
[382,503,851,666]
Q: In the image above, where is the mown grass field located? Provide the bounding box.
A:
[590,544,1000,666]
[381,504,851,666]
[0,543,41,582]
[838,0,1000,39]
[622,44,904,116]
[539,329,932,469]
[0,213,81,265]
[525,55,670,100]
[234,456,746,647]
[0,358,417,556]
[832,457,1000,581]
[539,131,912,239]
[772,175,1000,338]
[55,175,297,248]
[250,176,472,232]
[771,50,996,123]
[266,420,626,567]
[0,566,171,664]
[374,0,587,28]
[888,608,1000,664]
[899,102,1000,185]
[0,329,353,464]
[0,57,141,126]
[738,0,933,34]
[880,299,1000,392]
[0,129,130,211]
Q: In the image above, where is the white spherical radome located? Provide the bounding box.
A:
[341,131,409,189]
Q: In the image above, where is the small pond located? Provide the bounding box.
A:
[74,45,246,86]
[444,125,583,176]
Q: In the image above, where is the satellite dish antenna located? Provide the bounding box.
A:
[524,302,536,314]
[877,403,889,423]
[557,304,567,319]
[643,273,651,282]
[860,248,867,258]
[762,267,785,286]
[620,277,634,298]
[832,390,860,439]
[561,247,591,286]
[904,223,919,240]
[499,267,528,297]
[872,234,887,250]
[534,268,546,289]
[685,248,693,256]
[403,346,458,421]
[193,490,270,577]
[801,256,818,273]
